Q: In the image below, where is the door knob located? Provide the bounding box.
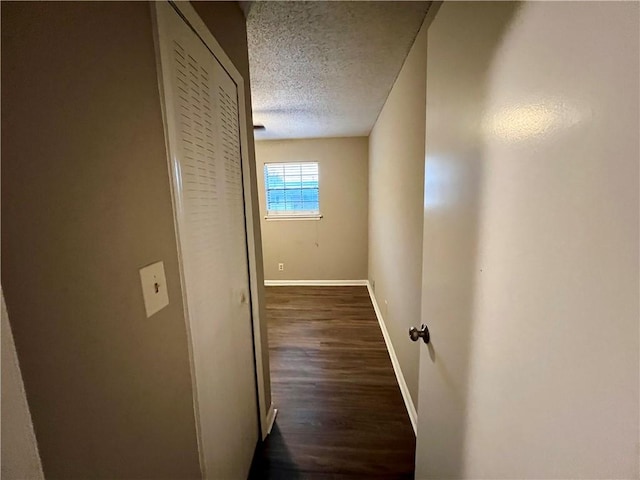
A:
[409,324,430,344]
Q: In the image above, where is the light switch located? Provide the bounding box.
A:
[139,261,169,318]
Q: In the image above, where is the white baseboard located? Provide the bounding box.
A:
[366,281,418,435]
[265,404,278,436]
[264,279,368,287]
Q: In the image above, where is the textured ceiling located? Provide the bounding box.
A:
[247,1,431,140]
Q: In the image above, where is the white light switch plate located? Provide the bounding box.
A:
[139,261,169,318]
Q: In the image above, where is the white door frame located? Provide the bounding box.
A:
[150,1,272,469]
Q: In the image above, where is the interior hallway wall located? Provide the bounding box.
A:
[1,2,265,477]
[1,3,202,477]
[256,137,369,281]
[367,20,428,407]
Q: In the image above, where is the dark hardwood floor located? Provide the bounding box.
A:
[249,286,415,479]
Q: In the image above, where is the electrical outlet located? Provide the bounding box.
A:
[278,263,284,271]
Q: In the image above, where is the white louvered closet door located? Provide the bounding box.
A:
[155,4,258,479]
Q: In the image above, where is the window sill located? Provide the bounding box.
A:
[265,214,323,221]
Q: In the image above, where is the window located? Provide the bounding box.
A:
[264,162,321,219]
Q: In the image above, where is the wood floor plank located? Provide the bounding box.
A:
[249,286,415,479]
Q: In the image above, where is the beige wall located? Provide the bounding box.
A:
[256,138,369,280]
[1,2,264,478]
[368,21,428,407]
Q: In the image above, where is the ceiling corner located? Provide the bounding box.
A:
[238,1,253,20]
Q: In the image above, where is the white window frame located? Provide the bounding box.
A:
[264,162,323,221]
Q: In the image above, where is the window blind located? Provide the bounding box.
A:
[264,162,320,216]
